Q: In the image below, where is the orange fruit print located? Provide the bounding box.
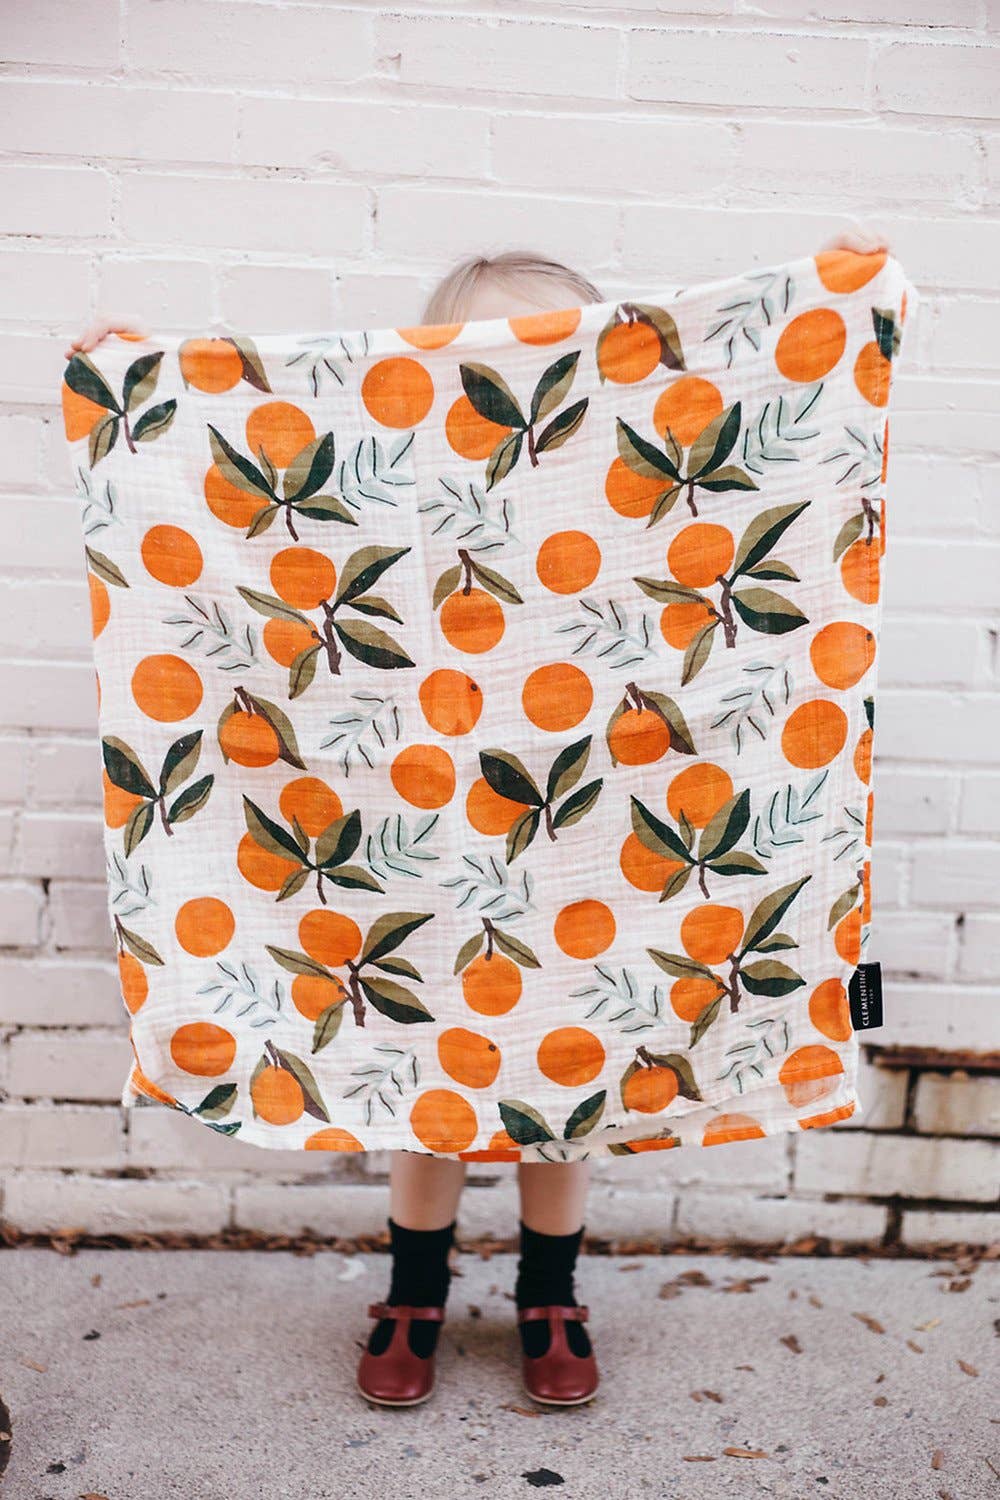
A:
[64,249,915,1161]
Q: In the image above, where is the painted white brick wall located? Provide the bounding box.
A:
[1,1,997,1249]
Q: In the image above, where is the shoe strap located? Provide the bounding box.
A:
[367,1301,445,1322]
[517,1304,589,1323]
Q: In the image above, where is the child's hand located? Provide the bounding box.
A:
[818,229,890,256]
[64,315,149,361]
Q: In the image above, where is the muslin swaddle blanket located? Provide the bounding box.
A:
[61,249,916,1162]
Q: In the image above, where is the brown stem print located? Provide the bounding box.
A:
[121,410,138,455]
[685,478,698,517]
[723,954,743,1014]
[482,917,496,959]
[457,547,476,595]
[319,600,343,674]
[340,961,368,1028]
[714,573,738,648]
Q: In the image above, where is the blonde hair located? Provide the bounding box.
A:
[421,249,605,324]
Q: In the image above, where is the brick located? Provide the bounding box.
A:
[237,96,489,179]
[4,0,119,66]
[621,203,849,282]
[217,264,336,333]
[0,738,29,806]
[0,663,98,734]
[900,1208,1000,1248]
[0,83,238,166]
[0,412,43,491]
[28,736,102,807]
[589,1132,788,1192]
[15,813,104,881]
[0,883,45,948]
[883,541,1000,614]
[0,1104,125,1169]
[1,1173,230,1235]
[875,40,1000,119]
[0,579,91,659]
[0,167,112,240]
[96,257,215,330]
[375,187,619,272]
[232,1182,389,1237]
[977,465,1000,530]
[0,813,16,871]
[675,1189,888,1246]
[913,1071,1000,1137]
[127,1105,335,1177]
[335,273,428,332]
[4,498,91,571]
[0,250,90,326]
[752,0,981,19]
[126,0,372,84]
[985,133,1000,205]
[868,840,907,911]
[838,1052,908,1130]
[6,1029,131,1102]
[120,173,369,256]
[927,297,1000,370]
[451,1179,523,1239]
[733,121,979,205]
[958,774,1000,835]
[572,0,729,11]
[878,217,1000,292]
[956,914,1000,981]
[628,29,869,110]
[565,1184,680,1243]
[47,881,113,952]
[492,113,735,199]
[0,332,81,404]
[875,982,999,1051]
[909,840,1000,908]
[871,767,954,835]
[878,618,986,689]
[0,959,122,1028]
[875,906,959,978]
[794,1129,998,1201]
[890,375,1000,453]
[885,454,980,537]
[872,909,956,982]
[379,14,620,99]
[876,692,1000,765]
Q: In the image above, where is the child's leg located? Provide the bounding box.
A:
[366,1150,467,1357]
[390,1149,466,1229]
[518,1159,588,1234]
[516,1160,592,1356]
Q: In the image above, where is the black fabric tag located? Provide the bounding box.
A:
[849,964,884,1031]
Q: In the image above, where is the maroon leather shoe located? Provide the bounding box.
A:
[518,1305,599,1406]
[356,1302,444,1407]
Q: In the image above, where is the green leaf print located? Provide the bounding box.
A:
[359,976,433,1025]
[563,1091,607,1141]
[499,1100,556,1146]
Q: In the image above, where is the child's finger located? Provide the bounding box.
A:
[64,316,149,359]
[819,228,890,256]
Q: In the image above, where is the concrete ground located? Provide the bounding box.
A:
[0,1248,997,1500]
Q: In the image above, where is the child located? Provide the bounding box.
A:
[66,227,888,1411]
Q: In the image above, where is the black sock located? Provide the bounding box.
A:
[514,1220,592,1359]
[366,1217,455,1359]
